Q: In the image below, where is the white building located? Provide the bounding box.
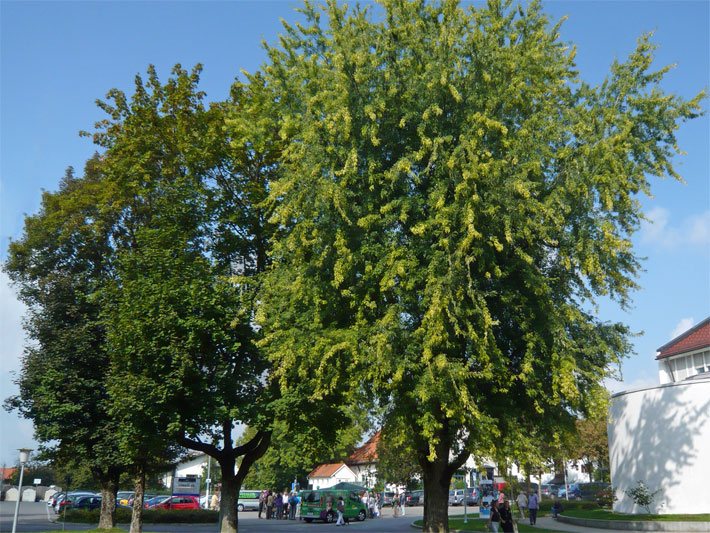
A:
[608,318,710,514]
[307,463,358,490]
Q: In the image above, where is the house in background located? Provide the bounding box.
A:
[608,317,710,514]
[657,317,710,383]
[307,463,357,490]
[346,432,380,488]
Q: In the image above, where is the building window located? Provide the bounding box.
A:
[671,350,710,381]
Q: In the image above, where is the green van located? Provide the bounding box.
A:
[299,489,367,523]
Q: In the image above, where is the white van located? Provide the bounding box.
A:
[236,489,262,512]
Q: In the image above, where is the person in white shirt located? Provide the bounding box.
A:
[516,491,527,519]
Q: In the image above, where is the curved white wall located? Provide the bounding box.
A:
[608,378,710,514]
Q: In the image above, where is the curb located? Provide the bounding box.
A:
[559,515,710,531]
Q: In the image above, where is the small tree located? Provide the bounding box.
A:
[625,481,661,514]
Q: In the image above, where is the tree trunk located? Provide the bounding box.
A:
[422,461,451,533]
[219,471,239,533]
[98,473,119,529]
[130,469,146,533]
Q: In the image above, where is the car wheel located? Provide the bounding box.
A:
[357,509,366,521]
[237,504,244,512]
[326,510,336,523]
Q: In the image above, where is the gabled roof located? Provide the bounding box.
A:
[347,431,380,465]
[656,317,710,360]
[308,462,352,479]
[1,467,17,481]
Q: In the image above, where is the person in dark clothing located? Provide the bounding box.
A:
[499,500,515,533]
[488,500,501,533]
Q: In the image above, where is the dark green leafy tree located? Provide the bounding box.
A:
[257,1,704,531]
[4,162,124,529]
[88,65,280,533]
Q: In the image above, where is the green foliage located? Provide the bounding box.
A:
[258,1,703,530]
[4,159,123,526]
[625,480,661,514]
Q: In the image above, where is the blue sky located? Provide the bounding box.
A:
[1,1,708,467]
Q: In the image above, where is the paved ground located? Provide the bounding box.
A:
[0,502,612,532]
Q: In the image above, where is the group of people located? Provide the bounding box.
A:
[258,489,300,520]
[488,490,539,532]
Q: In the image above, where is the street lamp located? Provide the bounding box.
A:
[11,448,32,533]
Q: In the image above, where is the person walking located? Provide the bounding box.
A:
[282,490,289,519]
[258,490,266,518]
[399,491,406,516]
[500,500,515,533]
[368,493,375,518]
[488,500,501,533]
[266,490,274,519]
[274,490,284,519]
[516,491,527,519]
[528,491,539,526]
[336,496,346,526]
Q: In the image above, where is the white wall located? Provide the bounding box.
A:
[608,378,710,514]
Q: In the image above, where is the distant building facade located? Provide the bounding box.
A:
[307,463,358,489]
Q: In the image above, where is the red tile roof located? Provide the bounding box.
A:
[656,317,710,360]
[347,431,380,465]
[308,463,348,479]
[1,467,17,481]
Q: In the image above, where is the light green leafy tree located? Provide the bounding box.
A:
[257,1,703,531]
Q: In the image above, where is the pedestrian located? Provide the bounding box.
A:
[274,490,284,519]
[289,491,297,520]
[210,490,219,511]
[399,491,406,516]
[500,500,515,533]
[368,493,375,518]
[258,489,266,518]
[336,496,346,526]
[393,492,400,517]
[551,498,562,519]
[488,500,501,533]
[282,489,289,519]
[515,491,527,519]
[528,491,539,526]
[374,493,381,517]
[266,490,274,519]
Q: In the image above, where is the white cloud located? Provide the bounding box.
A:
[670,317,695,340]
[0,271,36,465]
[640,207,710,249]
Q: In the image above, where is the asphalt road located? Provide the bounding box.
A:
[0,502,485,532]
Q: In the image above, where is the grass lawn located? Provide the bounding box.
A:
[563,508,710,522]
[414,517,574,532]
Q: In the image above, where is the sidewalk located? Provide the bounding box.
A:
[533,516,610,532]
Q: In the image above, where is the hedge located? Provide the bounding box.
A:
[61,508,219,524]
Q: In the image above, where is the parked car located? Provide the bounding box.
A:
[464,487,479,506]
[300,489,367,523]
[130,493,158,507]
[404,490,422,506]
[67,495,102,511]
[236,490,263,512]
[149,495,200,510]
[143,495,171,509]
[55,491,99,513]
[448,489,464,506]
[579,482,610,501]
[541,484,558,498]
[382,491,395,506]
[558,483,581,499]
[116,491,134,507]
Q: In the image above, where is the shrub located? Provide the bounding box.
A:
[626,481,661,514]
[595,486,617,508]
[61,508,219,524]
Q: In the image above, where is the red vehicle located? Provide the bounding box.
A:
[149,495,200,510]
